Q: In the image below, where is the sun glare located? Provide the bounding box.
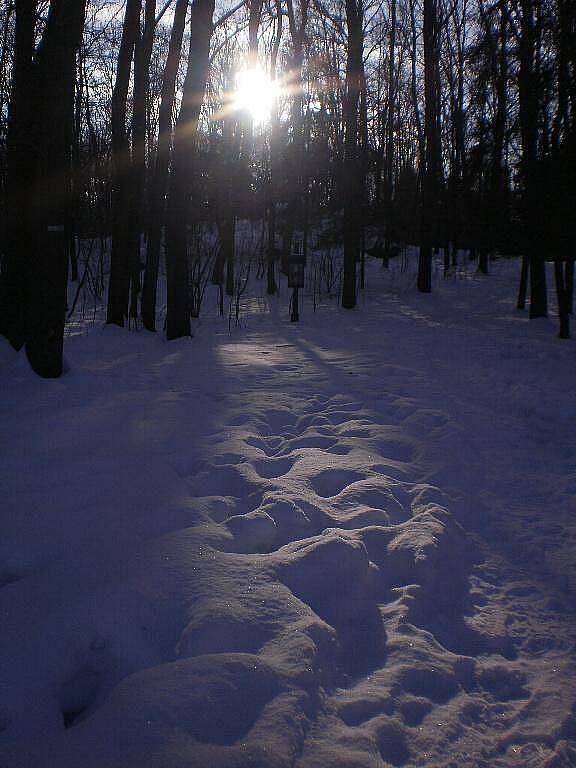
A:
[233,67,279,125]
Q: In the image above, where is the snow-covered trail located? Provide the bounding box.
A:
[202,303,576,767]
[1,256,576,767]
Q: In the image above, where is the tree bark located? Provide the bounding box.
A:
[165,0,215,339]
[141,0,188,331]
[106,0,142,327]
[488,1,508,247]
[518,0,547,318]
[266,0,282,296]
[0,0,36,349]
[384,0,396,260]
[129,0,157,321]
[284,0,309,262]
[554,260,570,338]
[418,0,441,293]
[1,0,86,377]
[342,0,363,309]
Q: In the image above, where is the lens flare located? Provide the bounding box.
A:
[233,67,279,124]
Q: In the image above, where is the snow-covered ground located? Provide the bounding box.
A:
[1,245,576,767]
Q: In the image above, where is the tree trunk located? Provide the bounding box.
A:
[409,0,425,169]
[266,0,282,296]
[106,0,141,327]
[384,0,396,259]
[342,0,363,309]
[518,0,547,318]
[284,0,309,264]
[129,0,156,322]
[418,0,441,293]
[489,2,508,248]
[0,0,36,349]
[1,0,86,377]
[554,260,570,338]
[142,0,188,331]
[517,254,528,309]
[166,0,215,339]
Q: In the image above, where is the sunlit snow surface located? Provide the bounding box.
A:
[1,240,576,767]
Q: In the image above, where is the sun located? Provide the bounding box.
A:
[233,66,279,125]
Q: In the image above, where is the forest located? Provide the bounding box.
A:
[0,0,574,377]
[1,2,576,768]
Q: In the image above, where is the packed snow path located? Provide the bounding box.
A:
[1,257,576,767]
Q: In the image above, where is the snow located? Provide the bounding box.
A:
[1,243,576,767]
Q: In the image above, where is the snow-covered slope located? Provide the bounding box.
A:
[1,250,575,767]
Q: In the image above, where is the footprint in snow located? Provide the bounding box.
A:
[375,439,416,464]
[284,434,336,451]
[375,720,410,766]
[310,468,366,498]
[243,435,283,457]
[252,456,296,480]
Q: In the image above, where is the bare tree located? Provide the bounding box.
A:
[141,0,188,331]
[165,0,215,339]
[106,0,142,326]
[342,0,363,308]
[0,0,86,377]
[417,0,442,293]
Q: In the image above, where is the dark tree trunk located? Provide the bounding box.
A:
[266,0,282,296]
[384,0,396,261]
[409,0,425,169]
[554,260,570,338]
[106,0,141,327]
[142,0,188,331]
[1,0,86,377]
[0,0,36,349]
[518,0,547,318]
[248,0,263,59]
[129,0,156,322]
[221,134,236,297]
[284,0,309,264]
[214,106,236,297]
[359,63,368,289]
[517,254,528,309]
[418,0,441,293]
[166,0,215,339]
[488,2,508,247]
[342,0,363,309]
